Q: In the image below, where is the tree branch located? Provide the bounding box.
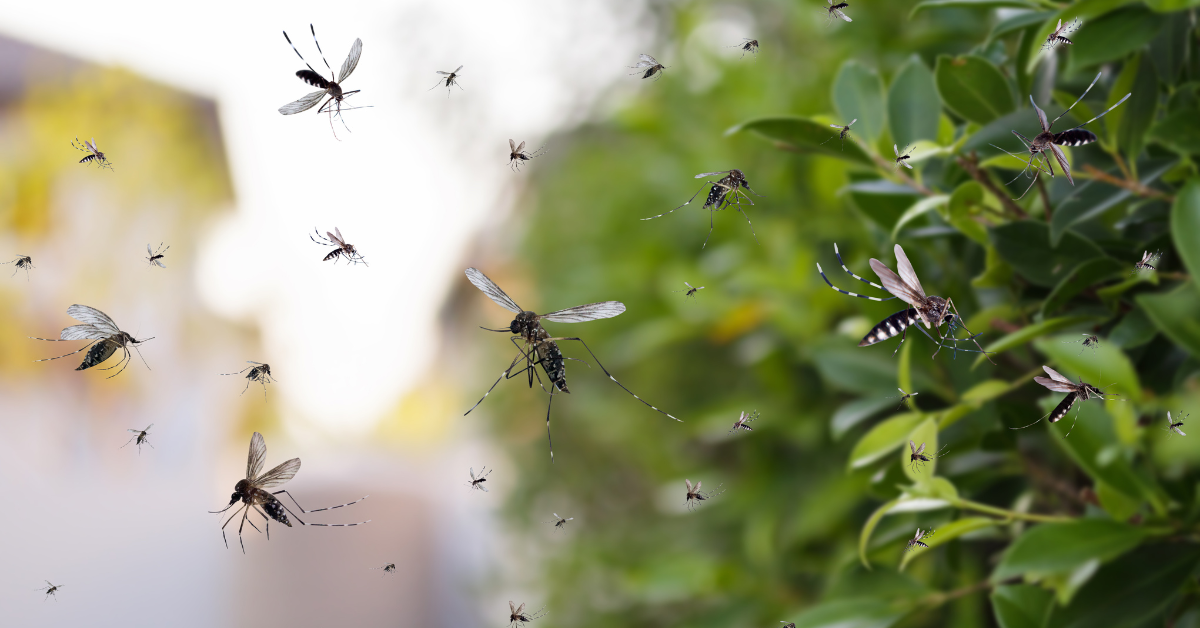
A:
[957,152,1029,219]
[1082,164,1175,203]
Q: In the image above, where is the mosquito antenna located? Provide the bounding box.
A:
[282,30,318,75]
[309,24,334,77]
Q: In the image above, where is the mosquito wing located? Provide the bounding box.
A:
[88,138,99,152]
[247,432,267,480]
[835,9,852,21]
[849,118,857,126]
[147,244,153,256]
[465,268,523,314]
[515,603,525,615]
[67,305,122,336]
[279,90,328,115]
[1050,145,1073,185]
[541,301,626,323]
[684,282,694,289]
[909,439,918,455]
[153,259,166,268]
[1030,95,1051,132]
[1043,365,1074,384]
[508,139,516,152]
[868,259,923,306]
[453,65,463,74]
[516,141,526,153]
[694,171,732,178]
[893,144,900,158]
[337,38,363,83]
[639,54,659,64]
[892,245,927,299]
[1175,426,1187,436]
[255,457,301,488]
[685,479,693,493]
[60,324,112,341]
[830,124,842,129]
[901,159,913,169]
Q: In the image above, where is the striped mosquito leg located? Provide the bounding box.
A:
[816,263,896,301]
[464,343,538,415]
[29,339,99,362]
[553,337,682,422]
[834,243,893,294]
[274,490,370,527]
[859,309,921,346]
[642,182,709,221]
[943,300,996,363]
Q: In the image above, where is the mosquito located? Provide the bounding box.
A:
[222,361,275,399]
[3,254,34,280]
[373,563,397,575]
[893,144,915,170]
[278,24,366,140]
[643,169,762,248]
[508,139,547,171]
[820,119,856,151]
[1134,250,1162,273]
[894,388,919,409]
[209,432,368,553]
[546,513,574,529]
[908,440,948,473]
[1013,365,1119,437]
[121,424,154,455]
[816,243,994,361]
[729,38,759,58]
[729,410,759,433]
[468,466,491,492]
[463,268,679,461]
[429,65,463,95]
[684,478,725,511]
[30,304,153,378]
[824,0,852,26]
[310,227,367,265]
[508,601,547,627]
[145,243,168,269]
[905,528,935,552]
[1066,333,1100,356]
[1043,18,1081,50]
[39,581,63,601]
[781,623,797,628]
[1165,411,1188,438]
[674,282,705,298]
[72,136,112,170]
[630,54,667,80]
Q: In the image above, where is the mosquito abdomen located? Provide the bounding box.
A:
[77,339,118,370]
[296,70,331,90]
[858,309,920,347]
[1053,129,1097,147]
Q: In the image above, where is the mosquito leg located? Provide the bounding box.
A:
[642,182,709,221]
[274,490,368,515]
[241,379,250,395]
[702,206,717,249]
[736,203,760,245]
[545,392,555,462]
[104,348,133,379]
[464,351,531,416]
[891,328,909,357]
[29,339,98,362]
[946,300,996,364]
[549,337,681,422]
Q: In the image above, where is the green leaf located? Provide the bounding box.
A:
[832,397,898,441]
[989,222,1106,287]
[903,418,940,483]
[946,181,991,245]
[992,584,1053,628]
[1171,178,1200,279]
[1148,108,1200,156]
[910,0,1037,17]
[1046,544,1200,628]
[1144,0,1200,12]
[849,412,925,469]
[900,517,997,570]
[973,315,1097,367]
[1138,282,1200,358]
[1107,307,1157,349]
[992,519,1147,582]
[846,180,922,231]
[1050,159,1175,245]
[892,195,949,238]
[833,61,886,142]
[1066,8,1165,72]
[788,598,908,628]
[961,379,1014,405]
[1114,53,1158,163]
[1041,399,1157,506]
[1149,16,1189,83]
[934,55,1014,125]
[859,497,902,567]
[888,55,941,149]
[727,117,874,166]
[1040,257,1125,317]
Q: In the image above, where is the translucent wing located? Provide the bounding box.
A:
[894,144,900,158]
[1175,426,1186,436]
[695,480,702,491]
[437,71,450,76]
[901,160,913,169]
[684,282,693,289]
[279,90,328,115]
[334,227,344,243]
[695,171,731,178]
[836,10,852,21]
[465,268,522,313]
[60,324,111,341]
[685,479,693,492]
[892,245,927,298]
[868,259,922,306]
[454,65,463,73]
[1054,18,1062,33]
[848,118,857,126]
[147,244,153,256]
[909,440,917,454]
[639,54,658,64]
[337,38,363,83]
[153,259,166,268]
[1050,144,1073,185]
[516,141,526,153]
[88,138,99,152]
[1042,365,1074,384]
[67,305,121,335]
[470,468,477,480]
[509,139,516,152]
[509,601,516,614]
[247,432,267,480]
[1030,95,1050,132]
[516,603,525,615]
[830,124,842,129]
[916,442,926,455]
[255,457,301,488]
[541,301,626,323]
[1034,376,1075,392]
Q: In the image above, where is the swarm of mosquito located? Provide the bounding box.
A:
[908,440,947,473]
[278,24,366,140]
[72,136,112,170]
[222,361,275,398]
[508,139,547,171]
[30,304,153,379]
[643,169,762,248]
[820,119,856,151]
[729,410,759,433]
[430,65,463,96]
[3,254,34,280]
[684,478,725,510]
[311,227,367,265]
[905,528,935,552]
[508,601,547,627]
[824,0,852,26]
[630,54,667,80]
[1133,250,1162,274]
[1165,411,1188,438]
[468,466,491,492]
[1012,365,1119,437]
[1043,18,1081,51]
[145,243,169,269]
[120,424,154,455]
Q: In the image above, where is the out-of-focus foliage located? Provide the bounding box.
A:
[470,0,1200,626]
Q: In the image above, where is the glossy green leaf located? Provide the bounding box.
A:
[892,195,949,238]
[934,55,1014,124]
[900,517,997,570]
[1045,544,1200,628]
[1114,54,1158,162]
[1107,307,1157,349]
[789,598,907,628]
[961,379,1014,405]
[910,0,1037,16]
[1043,400,1157,506]
[989,222,1106,287]
[846,180,922,231]
[1148,108,1200,156]
[992,519,1146,581]
[973,315,1097,367]
[859,497,902,567]
[1050,159,1175,245]
[1171,179,1200,279]
[1149,16,1189,83]
[946,181,991,245]
[1067,8,1165,72]
[849,412,924,469]
[833,61,886,141]
[990,10,1055,41]
[1138,282,1200,358]
[832,397,898,441]
[1143,0,1200,12]
[1039,257,1124,316]
[888,56,941,148]
[992,584,1053,628]
[727,117,874,166]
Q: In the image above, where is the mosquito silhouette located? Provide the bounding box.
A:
[820,119,856,151]
[72,136,112,170]
[908,440,947,473]
[1066,333,1100,356]
[630,54,667,80]
[546,513,574,529]
[893,144,915,170]
[468,466,491,492]
[1043,18,1081,50]
[905,528,935,551]
[121,424,154,455]
[373,563,397,575]
[508,139,547,171]
[38,581,63,601]
[429,65,463,95]
[674,281,705,298]
[1165,411,1188,438]
[508,601,547,627]
[729,410,759,433]
[222,361,275,399]
[729,38,759,58]
[894,388,919,409]
[145,243,168,269]
[278,24,366,139]
[311,227,366,265]
[684,478,725,510]
[1134,250,1162,273]
[3,254,33,280]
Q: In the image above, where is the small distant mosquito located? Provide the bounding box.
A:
[820,119,856,151]
[684,478,725,511]
[468,466,491,492]
[311,227,367,266]
[3,254,34,280]
[893,144,915,170]
[429,65,463,96]
[894,388,919,409]
[1134,250,1162,273]
[39,581,63,601]
[222,361,275,399]
[729,410,759,433]
[31,304,153,378]
[729,38,759,58]
[1066,333,1100,356]
[781,623,796,628]
[905,528,935,552]
[908,440,948,473]
[121,424,154,455]
[279,24,365,140]
[209,432,369,553]
[1013,365,1119,437]
[546,513,574,529]
[72,136,112,170]
[674,282,705,298]
[373,563,397,575]
[508,601,547,627]
[1043,18,1081,50]
[508,139,547,171]
[630,54,666,80]
[643,169,762,248]
[824,0,852,25]
[145,243,168,269]
[1165,411,1188,438]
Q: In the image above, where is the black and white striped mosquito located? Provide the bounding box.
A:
[1165,411,1188,438]
[1012,365,1119,437]
[630,54,666,80]
[643,169,762,248]
[684,478,725,510]
[546,513,574,529]
[31,304,153,378]
[38,581,63,601]
[463,268,679,461]
[816,244,993,361]
[278,24,365,140]
[908,440,947,473]
[72,136,112,170]
[121,424,154,455]
[310,227,366,265]
[729,38,759,58]
[674,282,705,298]
[824,0,852,26]
[893,388,919,409]
[508,139,547,171]
[468,466,491,492]
[1134,250,1162,273]
[508,601,547,627]
[222,361,275,399]
[1043,18,1081,51]
[145,243,168,269]
[429,65,463,95]
[208,432,368,553]
[1066,333,1100,356]
[893,144,914,170]
[905,528,934,552]
[820,119,856,151]
[3,254,33,280]
[729,410,759,433]
[373,563,397,575]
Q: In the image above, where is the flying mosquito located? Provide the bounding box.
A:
[1013,365,1119,437]
[278,24,365,139]
[684,479,725,511]
[820,119,856,151]
[222,361,275,399]
[643,169,762,248]
[39,581,63,601]
[145,243,169,269]
[429,65,463,95]
[905,528,935,552]
[781,623,796,628]
[464,268,679,461]
[508,601,547,627]
[1066,333,1100,356]
[729,410,759,433]
[121,424,154,455]
[824,0,852,25]
[816,243,994,361]
[1165,411,1188,438]
[630,54,667,80]
[508,139,547,171]
[908,440,948,473]
[30,304,153,378]
[729,38,759,58]
[990,72,1131,199]
[3,254,34,280]
[1134,250,1162,273]
[894,388,919,409]
[674,282,705,298]
[468,466,491,492]
[208,432,368,553]
[373,563,397,575]
[310,227,367,265]
[1043,17,1081,50]
[72,136,112,170]
[893,144,915,170]
[546,513,574,529]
